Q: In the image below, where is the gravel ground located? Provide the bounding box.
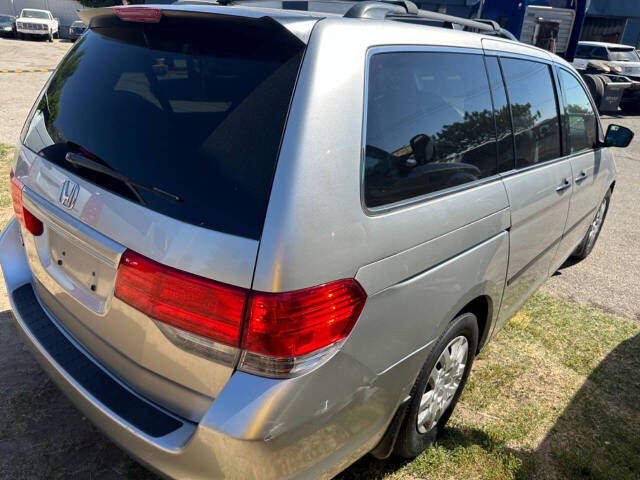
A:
[0,37,72,145]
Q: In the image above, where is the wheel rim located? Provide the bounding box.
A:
[417,336,468,433]
[586,199,607,251]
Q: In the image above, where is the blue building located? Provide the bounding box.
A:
[581,0,640,47]
[418,0,640,47]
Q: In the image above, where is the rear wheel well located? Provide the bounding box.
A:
[456,296,491,353]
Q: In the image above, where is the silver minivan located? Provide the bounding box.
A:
[0,1,633,479]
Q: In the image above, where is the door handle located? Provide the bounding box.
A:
[575,171,588,182]
[556,179,571,192]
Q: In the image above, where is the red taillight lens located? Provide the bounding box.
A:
[114,251,247,346]
[115,6,162,23]
[10,171,24,225]
[244,280,366,358]
[10,170,43,236]
[114,250,367,375]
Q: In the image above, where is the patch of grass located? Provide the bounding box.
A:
[0,144,15,230]
[0,144,14,208]
[339,293,640,480]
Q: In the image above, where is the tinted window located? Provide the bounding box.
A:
[575,45,590,58]
[576,45,608,60]
[559,70,597,153]
[608,48,638,62]
[22,10,49,19]
[593,47,608,60]
[21,18,304,240]
[501,58,561,168]
[364,52,498,208]
[485,56,515,172]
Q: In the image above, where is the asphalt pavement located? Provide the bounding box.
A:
[541,115,640,320]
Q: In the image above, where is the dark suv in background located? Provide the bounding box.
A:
[0,14,16,37]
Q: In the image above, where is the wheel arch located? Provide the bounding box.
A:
[440,283,497,355]
[454,295,492,353]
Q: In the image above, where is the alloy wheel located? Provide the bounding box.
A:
[586,199,607,251]
[417,335,468,433]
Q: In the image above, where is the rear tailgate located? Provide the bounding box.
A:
[15,7,307,421]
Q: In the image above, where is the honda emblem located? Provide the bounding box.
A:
[59,180,79,209]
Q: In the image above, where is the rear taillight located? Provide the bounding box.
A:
[10,170,43,236]
[114,250,247,346]
[115,6,162,23]
[244,281,366,357]
[114,250,367,377]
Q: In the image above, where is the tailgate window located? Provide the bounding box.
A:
[22,15,305,239]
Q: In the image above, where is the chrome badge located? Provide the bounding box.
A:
[59,179,79,209]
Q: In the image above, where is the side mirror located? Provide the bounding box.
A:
[604,124,634,148]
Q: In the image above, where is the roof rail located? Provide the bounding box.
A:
[344,0,516,40]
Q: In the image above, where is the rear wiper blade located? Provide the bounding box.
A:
[64,152,182,204]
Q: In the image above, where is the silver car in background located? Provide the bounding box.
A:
[0,1,633,479]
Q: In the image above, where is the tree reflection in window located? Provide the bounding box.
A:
[500,58,561,168]
[364,52,499,208]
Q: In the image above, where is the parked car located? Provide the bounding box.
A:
[0,14,16,37]
[68,20,86,41]
[15,8,58,42]
[1,2,633,479]
[574,41,640,112]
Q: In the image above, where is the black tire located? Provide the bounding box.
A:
[394,312,479,458]
[17,32,23,40]
[583,74,604,108]
[572,189,611,261]
[54,30,59,39]
[48,31,53,42]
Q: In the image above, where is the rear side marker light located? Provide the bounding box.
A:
[115,7,162,23]
[114,250,367,377]
[10,170,43,236]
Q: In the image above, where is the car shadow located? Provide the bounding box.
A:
[337,333,640,479]
[551,256,582,276]
[531,332,640,479]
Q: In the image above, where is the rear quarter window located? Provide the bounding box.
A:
[363,51,499,208]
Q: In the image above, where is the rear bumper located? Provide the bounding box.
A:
[0,218,404,479]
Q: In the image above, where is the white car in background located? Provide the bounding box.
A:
[574,41,640,72]
[16,9,58,42]
[573,41,640,113]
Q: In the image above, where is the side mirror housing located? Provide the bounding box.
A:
[604,124,634,148]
